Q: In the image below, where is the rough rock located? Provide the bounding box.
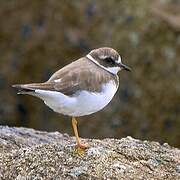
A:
[0,0,180,148]
[0,126,179,179]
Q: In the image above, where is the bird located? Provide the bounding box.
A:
[12,47,131,149]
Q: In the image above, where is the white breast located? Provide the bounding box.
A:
[35,80,118,117]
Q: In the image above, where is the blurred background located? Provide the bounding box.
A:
[0,0,180,147]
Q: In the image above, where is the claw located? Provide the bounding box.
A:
[77,143,89,150]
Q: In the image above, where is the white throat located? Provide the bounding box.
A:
[86,54,120,75]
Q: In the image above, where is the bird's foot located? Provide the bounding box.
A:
[77,143,89,150]
[75,143,89,156]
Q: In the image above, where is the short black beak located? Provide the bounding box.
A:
[118,62,131,71]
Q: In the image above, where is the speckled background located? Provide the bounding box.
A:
[0,0,179,147]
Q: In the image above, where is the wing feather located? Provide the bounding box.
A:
[14,57,118,96]
[46,57,116,96]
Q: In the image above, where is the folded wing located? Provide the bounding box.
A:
[12,57,116,96]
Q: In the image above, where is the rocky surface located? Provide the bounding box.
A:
[0,126,179,179]
[0,0,180,148]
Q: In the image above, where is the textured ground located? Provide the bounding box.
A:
[0,0,180,147]
[0,126,179,179]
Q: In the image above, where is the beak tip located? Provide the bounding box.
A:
[122,64,131,72]
[117,62,131,72]
[126,67,132,72]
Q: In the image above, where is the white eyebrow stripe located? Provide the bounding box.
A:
[99,55,109,59]
[54,79,62,83]
[116,56,122,64]
[86,54,119,75]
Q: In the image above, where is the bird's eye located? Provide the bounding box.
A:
[104,57,115,65]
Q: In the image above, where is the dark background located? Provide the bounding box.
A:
[0,1,180,147]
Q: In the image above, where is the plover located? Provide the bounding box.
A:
[13,47,131,149]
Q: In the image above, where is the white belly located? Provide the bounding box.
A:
[35,80,118,117]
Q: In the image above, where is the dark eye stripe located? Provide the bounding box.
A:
[105,57,115,65]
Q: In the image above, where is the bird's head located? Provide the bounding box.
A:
[86,47,131,75]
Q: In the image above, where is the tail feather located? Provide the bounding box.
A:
[12,83,53,95]
[12,84,35,95]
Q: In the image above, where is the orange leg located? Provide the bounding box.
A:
[72,117,88,149]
